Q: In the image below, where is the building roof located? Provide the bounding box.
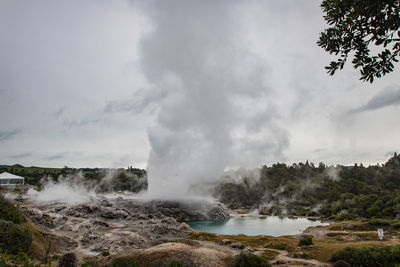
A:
[0,172,24,179]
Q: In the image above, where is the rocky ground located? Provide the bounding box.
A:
[17,196,230,256]
[13,192,399,266]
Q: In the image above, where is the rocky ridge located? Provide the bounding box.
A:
[20,197,230,255]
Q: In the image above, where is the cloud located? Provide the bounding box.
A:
[10,152,33,159]
[42,151,82,161]
[350,85,400,113]
[103,87,167,114]
[52,107,66,118]
[0,129,21,142]
[62,118,102,128]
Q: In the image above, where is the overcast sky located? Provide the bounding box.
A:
[1,0,399,174]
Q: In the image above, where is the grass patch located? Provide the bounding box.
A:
[330,245,400,266]
[260,249,279,260]
[298,238,394,263]
[188,232,297,251]
[234,253,271,267]
[368,218,392,226]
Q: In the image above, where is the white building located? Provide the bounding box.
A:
[0,172,24,186]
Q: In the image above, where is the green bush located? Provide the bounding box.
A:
[234,253,271,267]
[167,259,184,267]
[0,220,32,254]
[0,252,34,267]
[0,196,26,224]
[101,251,110,257]
[336,213,357,221]
[392,222,400,229]
[108,257,141,267]
[298,236,313,246]
[330,246,400,267]
[368,218,392,226]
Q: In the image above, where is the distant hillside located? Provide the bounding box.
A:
[0,165,147,193]
[214,153,400,220]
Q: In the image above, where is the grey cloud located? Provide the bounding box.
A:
[0,129,21,142]
[351,85,400,113]
[42,151,82,161]
[11,152,33,159]
[62,118,102,128]
[104,88,167,114]
[52,107,66,118]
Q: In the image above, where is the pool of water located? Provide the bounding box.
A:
[187,216,328,236]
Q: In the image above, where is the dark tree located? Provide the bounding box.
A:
[318,0,400,82]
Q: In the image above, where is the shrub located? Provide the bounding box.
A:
[336,213,357,221]
[0,219,32,254]
[101,251,110,257]
[234,253,271,267]
[0,195,26,224]
[298,236,313,246]
[392,222,400,229]
[108,257,141,267]
[166,259,184,267]
[330,246,400,267]
[368,218,392,226]
[58,253,77,267]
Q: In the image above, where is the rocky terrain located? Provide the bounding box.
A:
[18,196,230,256]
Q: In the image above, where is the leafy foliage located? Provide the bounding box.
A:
[0,195,26,224]
[298,236,313,246]
[0,252,36,267]
[234,253,271,267]
[0,219,32,254]
[330,245,400,267]
[318,0,400,82]
[214,153,400,220]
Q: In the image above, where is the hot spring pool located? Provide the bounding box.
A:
[187,216,328,236]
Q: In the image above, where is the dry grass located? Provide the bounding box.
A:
[260,249,280,260]
[188,232,298,251]
[189,221,400,264]
[297,238,397,263]
[23,219,50,259]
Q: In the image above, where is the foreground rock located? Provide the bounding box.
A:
[20,197,230,255]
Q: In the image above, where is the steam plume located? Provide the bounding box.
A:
[138,1,289,197]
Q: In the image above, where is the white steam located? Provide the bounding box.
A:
[27,173,96,204]
[27,170,145,204]
[137,1,289,198]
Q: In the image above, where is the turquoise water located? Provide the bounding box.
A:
[187,216,328,236]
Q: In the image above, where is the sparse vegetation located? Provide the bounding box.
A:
[298,235,313,246]
[368,218,392,226]
[101,251,110,257]
[108,256,141,267]
[166,259,184,267]
[0,219,32,254]
[234,253,271,267]
[58,253,77,267]
[0,195,26,224]
[330,246,400,267]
